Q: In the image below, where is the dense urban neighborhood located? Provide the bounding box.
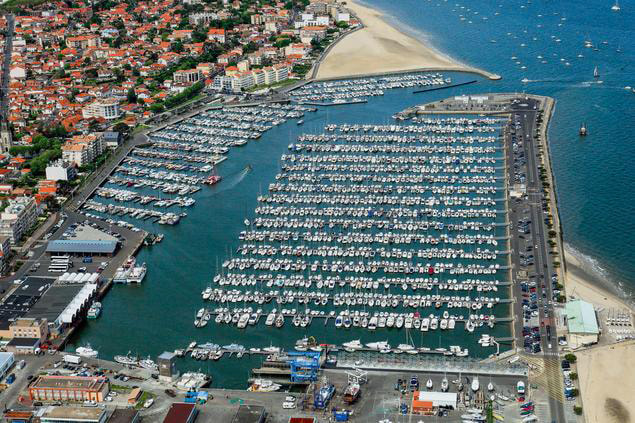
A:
[0,0,353,274]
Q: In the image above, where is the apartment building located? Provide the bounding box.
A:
[62,134,105,167]
[82,98,121,120]
[173,69,202,84]
[0,196,39,244]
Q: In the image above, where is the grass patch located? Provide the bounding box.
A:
[245,78,297,92]
[134,391,155,409]
[110,384,132,393]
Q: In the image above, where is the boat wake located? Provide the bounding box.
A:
[209,165,252,195]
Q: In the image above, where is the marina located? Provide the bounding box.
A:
[191,102,514,359]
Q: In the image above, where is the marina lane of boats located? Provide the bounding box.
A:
[198,112,513,357]
[80,103,314,224]
[292,73,452,103]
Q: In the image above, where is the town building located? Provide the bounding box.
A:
[173,69,202,85]
[62,134,105,167]
[163,403,198,423]
[0,352,15,380]
[411,391,458,415]
[39,406,108,423]
[0,196,39,244]
[66,34,102,49]
[108,409,140,423]
[29,376,110,402]
[46,160,77,181]
[0,235,10,274]
[102,132,122,149]
[9,317,49,343]
[82,98,121,120]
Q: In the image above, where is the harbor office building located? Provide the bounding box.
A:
[29,375,110,402]
[563,299,600,348]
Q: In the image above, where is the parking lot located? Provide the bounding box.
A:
[14,210,145,283]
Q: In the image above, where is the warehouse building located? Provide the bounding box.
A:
[29,376,110,402]
[46,240,118,257]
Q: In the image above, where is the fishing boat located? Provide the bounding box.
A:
[114,352,138,366]
[139,357,158,371]
[87,302,102,319]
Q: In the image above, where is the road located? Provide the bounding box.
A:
[507,97,566,423]
[0,13,14,119]
[66,132,148,211]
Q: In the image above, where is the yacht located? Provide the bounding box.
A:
[611,0,620,11]
[127,263,147,283]
[76,345,98,358]
[594,66,600,78]
[471,376,480,392]
[441,376,449,392]
[342,340,362,350]
[366,341,390,350]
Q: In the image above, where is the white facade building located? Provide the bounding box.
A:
[45,160,77,181]
[0,196,39,244]
[82,98,121,120]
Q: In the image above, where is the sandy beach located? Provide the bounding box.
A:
[564,248,633,313]
[314,0,499,80]
[562,248,635,423]
[576,341,635,423]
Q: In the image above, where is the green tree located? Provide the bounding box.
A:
[127,88,138,104]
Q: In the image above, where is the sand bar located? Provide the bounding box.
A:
[315,0,499,80]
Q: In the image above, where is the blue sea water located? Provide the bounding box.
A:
[364,0,635,296]
[73,0,635,387]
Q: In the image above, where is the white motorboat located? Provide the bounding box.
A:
[76,345,98,358]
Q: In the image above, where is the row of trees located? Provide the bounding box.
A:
[150,81,205,113]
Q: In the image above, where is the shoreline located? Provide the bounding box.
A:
[314,0,500,81]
